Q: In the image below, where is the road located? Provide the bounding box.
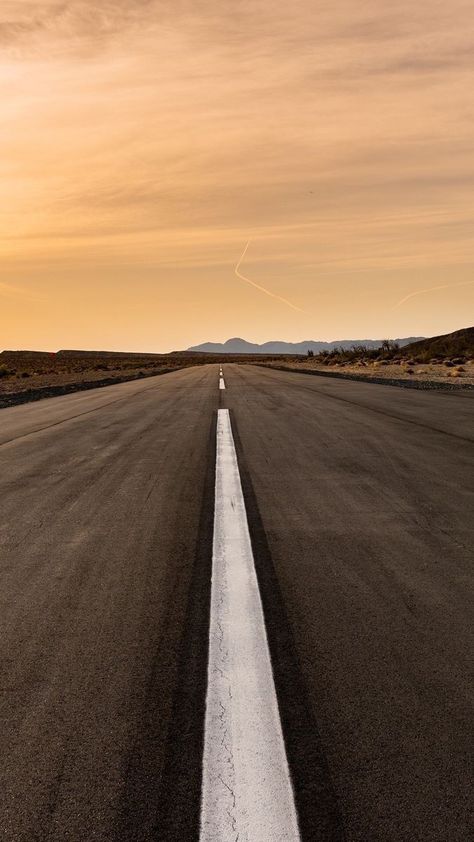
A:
[0,364,472,841]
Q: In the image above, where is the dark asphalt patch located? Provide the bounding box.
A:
[231,412,347,842]
[253,366,474,444]
[151,414,216,841]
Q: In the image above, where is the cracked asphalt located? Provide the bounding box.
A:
[0,363,473,841]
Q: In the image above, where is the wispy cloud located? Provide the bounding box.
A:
[1,0,474,349]
[0,281,41,301]
[0,1,156,54]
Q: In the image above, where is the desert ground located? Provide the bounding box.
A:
[2,329,473,409]
[259,327,474,390]
[262,356,474,388]
[0,350,200,408]
[2,328,473,410]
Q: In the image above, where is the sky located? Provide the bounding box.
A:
[1,0,473,351]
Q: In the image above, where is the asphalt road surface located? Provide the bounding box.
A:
[0,364,472,841]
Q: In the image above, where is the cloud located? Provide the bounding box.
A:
[0,1,156,55]
[1,0,474,348]
[0,281,41,301]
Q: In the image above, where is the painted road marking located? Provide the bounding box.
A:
[219,377,226,390]
[200,409,300,841]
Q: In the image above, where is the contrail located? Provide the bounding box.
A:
[392,279,474,309]
[235,241,305,313]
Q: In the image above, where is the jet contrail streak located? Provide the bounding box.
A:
[392,279,474,309]
[235,241,305,313]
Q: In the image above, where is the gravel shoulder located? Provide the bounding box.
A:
[257,360,474,391]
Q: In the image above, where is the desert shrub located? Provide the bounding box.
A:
[351,344,368,355]
[0,365,14,378]
[381,339,399,354]
[20,371,31,378]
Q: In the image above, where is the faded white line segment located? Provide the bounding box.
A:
[200,409,300,842]
[219,377,226,390]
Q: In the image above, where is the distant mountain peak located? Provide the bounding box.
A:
[187,337,424,355]
[224,337,248,346]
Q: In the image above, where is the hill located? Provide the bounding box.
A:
[188,336,424,355]
[403,327,473,358]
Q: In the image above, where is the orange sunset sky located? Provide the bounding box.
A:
[1,0,473,352]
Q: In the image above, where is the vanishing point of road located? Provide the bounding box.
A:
[0,364,473,841]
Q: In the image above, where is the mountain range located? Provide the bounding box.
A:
[187,336,424,355]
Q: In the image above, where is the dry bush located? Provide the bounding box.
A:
[0,365,14,378]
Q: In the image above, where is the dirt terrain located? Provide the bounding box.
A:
[0,349,289,408]
[260,327,474,390]
[0,350,200,408]
[263,357,474,389]
[2,328,472,407]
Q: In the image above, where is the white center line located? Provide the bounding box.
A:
[219,377,226,390]
[200,409,301,842]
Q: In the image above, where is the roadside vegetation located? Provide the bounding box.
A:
[261,327,474,389]
[312,328,473,368]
